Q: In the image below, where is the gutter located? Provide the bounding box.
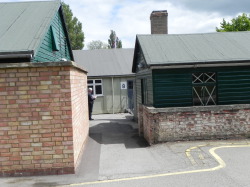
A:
[0,51,34,61]
[150,61,250,69]
[88,74,135,78]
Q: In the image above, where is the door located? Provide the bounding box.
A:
[127,80,134,111]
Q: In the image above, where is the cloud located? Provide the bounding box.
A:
[65,0,238,49]
[175,0,250,15]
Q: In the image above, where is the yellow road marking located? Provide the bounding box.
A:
[57,144,250,187]
[198,153,204,160]
[185,142,249,165]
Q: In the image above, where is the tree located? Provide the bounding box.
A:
[87,40,109,50]
[62,2,84,50]
[108,30,122,48]
[216,13,250,32]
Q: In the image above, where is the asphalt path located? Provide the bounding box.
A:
[61,146,250,187]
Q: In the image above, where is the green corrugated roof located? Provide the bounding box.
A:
[0,0,60,54]
[137,31,250,65]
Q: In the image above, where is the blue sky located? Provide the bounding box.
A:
[1,0,250,49]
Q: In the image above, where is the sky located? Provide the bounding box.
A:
[2,0,250,49]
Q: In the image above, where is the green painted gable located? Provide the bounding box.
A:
[33,10,72,62]
[0,1,73,62]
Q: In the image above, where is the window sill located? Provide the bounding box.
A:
[95,95,104,97]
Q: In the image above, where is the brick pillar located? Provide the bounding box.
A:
[0,62,88,176]
[150,10,168,34]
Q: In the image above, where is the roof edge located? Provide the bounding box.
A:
[88,74,135,78]
[150,60,250,69]
[0,61,87,73]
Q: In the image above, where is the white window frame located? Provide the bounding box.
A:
[88,79,103,96]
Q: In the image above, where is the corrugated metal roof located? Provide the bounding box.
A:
[137,31,250,65]
[0,0,60,54]
[73,49,134,77]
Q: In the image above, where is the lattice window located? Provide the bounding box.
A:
[88,79,103,96]
[192,72,217,106]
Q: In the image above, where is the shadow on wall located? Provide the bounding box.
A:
[89,116,148,149]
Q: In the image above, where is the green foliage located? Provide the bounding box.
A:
[62,2,84,50]
[87,40,108,50]
[216,13,250,32]
[108,30,122,48]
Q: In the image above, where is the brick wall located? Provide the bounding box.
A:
[139,104,250,144]
[70,68,89,170]
[0,62,88,176]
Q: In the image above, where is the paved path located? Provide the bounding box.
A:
[0,113,249,187]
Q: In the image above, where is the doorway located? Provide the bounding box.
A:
[127,80,134,112]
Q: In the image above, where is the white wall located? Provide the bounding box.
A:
[90,76,135,114]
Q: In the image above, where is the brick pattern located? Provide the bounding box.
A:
[137,104,144,137]
[150,11,168,34]
[0,64,88,176]
[139,105,250,144]
[70,68,89,169]
[141,107,155,144]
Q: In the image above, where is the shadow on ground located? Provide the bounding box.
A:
[89,115,148,149]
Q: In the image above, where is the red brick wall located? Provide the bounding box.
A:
[0,62,88,176]
[141,106,155,145]
[139,104,250,144]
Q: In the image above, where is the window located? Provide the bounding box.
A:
[141,78,148,104]
[128,80,133,89]
[88,79,103,96]
[192,72,217,106]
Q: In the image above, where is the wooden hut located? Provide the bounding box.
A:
[132,32,250,144]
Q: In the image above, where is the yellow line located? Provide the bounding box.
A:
[185,142,249,165]
[57,144,250,187]
[198,153,204,160]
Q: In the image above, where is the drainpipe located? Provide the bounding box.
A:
[112,77,114,114]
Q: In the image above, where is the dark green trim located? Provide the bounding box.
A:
[59,5,74,61]
[51,26,59,51]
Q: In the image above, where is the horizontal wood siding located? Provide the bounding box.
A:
[33,11,71,62]
[153,69,192,108]
[218,67,250,105]
[136,70,153,105]
[153,66,250,108]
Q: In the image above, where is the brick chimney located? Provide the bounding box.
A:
[150,10,168,34]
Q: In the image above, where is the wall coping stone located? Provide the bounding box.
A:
[145,104,250,113]
[0,61,87,73]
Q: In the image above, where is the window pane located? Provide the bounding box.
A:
[128,81,133,89]
[193,86,203,106]
[95,80,102,84]
[192,73,203,84]
[88,80,93,84]
[204,85,216,105]
[95,85,102,95]
[204,72,216,83]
